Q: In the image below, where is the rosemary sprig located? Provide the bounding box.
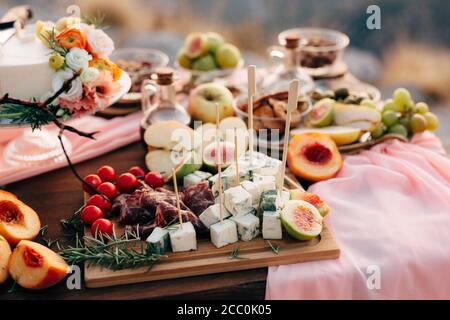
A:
[44,28,68,57]
[0,103,57,130]
[266,241,280,254]
[8,280,22,294]
[35,225,59,248]
[229,244,247,260]
[60,206,84,239]
[58,230,163,270]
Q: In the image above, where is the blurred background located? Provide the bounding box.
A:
[1,0,449,149]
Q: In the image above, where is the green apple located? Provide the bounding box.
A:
[205,32,224,53]
[192,54,217,71]
[215,43,240,69]
[188,83,234,123]
[184,32,208,59]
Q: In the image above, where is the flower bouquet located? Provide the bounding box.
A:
[0,9,130,167]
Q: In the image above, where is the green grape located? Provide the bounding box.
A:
[423,112,439,131]
[388,124,408,137]
[393,88,412,109]
[399,116,411,131]
[405,99,415,111]
[382,99,398,112]
[360,99,376,109]
[415,102,429,114]
[371,123,386,139]
[382,110,400,127]
[410,114,428,133]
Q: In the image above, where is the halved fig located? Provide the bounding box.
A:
[281,200,323,240]
[308,98,335,127]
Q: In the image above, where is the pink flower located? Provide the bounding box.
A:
[59,71,120,114]
[86,71,121,110]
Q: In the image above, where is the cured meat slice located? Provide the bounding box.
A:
[182,181,215,215]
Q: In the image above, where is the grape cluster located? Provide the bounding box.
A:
[373,88,439,139]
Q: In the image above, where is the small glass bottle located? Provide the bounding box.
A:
[140,67,191,139]
[263,36,314,94]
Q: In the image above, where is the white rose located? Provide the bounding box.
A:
[65,47,92,72]
[85,27,114,57]
[52,68,74,92]
[60,77,83,102]
[80,67,99,84]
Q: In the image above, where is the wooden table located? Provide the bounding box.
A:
[0,142,267,300]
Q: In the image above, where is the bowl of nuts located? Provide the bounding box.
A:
[278,28,349,78]
[111,48,170,104]
[233,89,312,157]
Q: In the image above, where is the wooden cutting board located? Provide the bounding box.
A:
[84,223,339,288]
[83,174,340,288]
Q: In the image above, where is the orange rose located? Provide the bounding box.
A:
[89,58,122,81]
[56,28,86,49]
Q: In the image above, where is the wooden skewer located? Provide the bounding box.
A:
[247,65,256,165]
[234,127,240,186]
[284,175,305,191]
[215,103,224,223]
[172,168,183,228]
[279,79,299,195]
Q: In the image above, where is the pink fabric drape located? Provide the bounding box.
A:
[266,132,450,300]
[0,112,142,185]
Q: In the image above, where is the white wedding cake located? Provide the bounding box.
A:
[0,25,54,100]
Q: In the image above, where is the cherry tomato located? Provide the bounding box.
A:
[144,172,165,188]
[128,166,145,177]
[96,165,116,182]
[86,194,111,213]
[97,182,118,200]
[91,218,113,238]
[117,173,138,194]
[82,174,102,194]
[81,205,104,225]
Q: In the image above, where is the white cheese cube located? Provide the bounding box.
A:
[210,220,238,248]
[241,180,261,205]
[253,175,276,193]
[183,171,212,188]
[262,211,282,239]
[224,186,253,217]
[169,222,197,252]
[146,227,171,255]
[231,213,260,241]
[231,151,282,180]
[199,203,230,228]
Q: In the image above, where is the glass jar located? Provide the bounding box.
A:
[264,36,314,94]
[140,67,191,140]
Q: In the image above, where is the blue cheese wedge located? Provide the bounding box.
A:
[169,222,197,252]
[199,203,230,228]
[183,171,212,189]
[146,227,171,255]
[210,220,238,248]
[224,186,253,217]
[231,213,260,241]
[262,211,282,239]
[253,175,276,193]
[241,180,261,205]
[260,189,290,211]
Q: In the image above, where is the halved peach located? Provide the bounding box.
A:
[287,132,343,182]
[0,235,11,284]
[0,191,41,246]
[8,240,70,289]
